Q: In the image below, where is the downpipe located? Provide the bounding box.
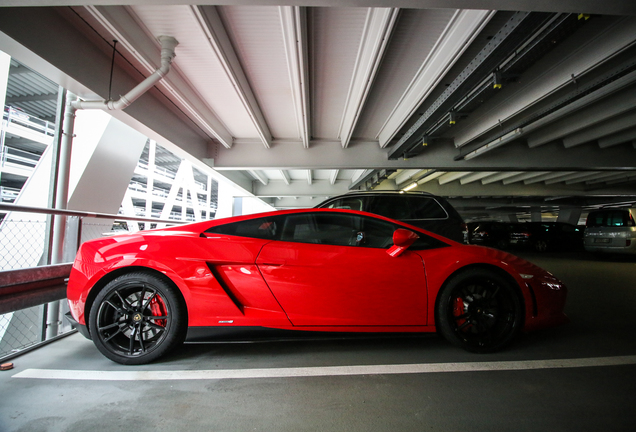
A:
[71,35,179,111]
[47,36,177,340]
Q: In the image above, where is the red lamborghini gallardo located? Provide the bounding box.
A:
[66,208,568,364]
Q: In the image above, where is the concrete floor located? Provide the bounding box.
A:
[1,252,636,432]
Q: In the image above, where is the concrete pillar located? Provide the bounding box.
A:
[233,197,243,216]
[206,175,212,219]
[557,207,583,225]
[144,140,156,229]
[531,207,542,222]
[1,51,10,183]
[67,110,146,213]
[504,213,519,223]
[66,110,147,250]
[215,180,235,219]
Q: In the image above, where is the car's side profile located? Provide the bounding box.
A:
[66,208,568,364]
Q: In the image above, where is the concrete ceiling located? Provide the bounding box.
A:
[0,0,635,220]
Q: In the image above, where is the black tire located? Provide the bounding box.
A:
[436,268,523,353]
[89,272,187,365]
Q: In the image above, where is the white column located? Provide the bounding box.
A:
[557,207,583,225]
[206,175,212,220]
[215,180,235,219]
[145,140,156,228]
[0,50,9,106]
[0,51,10,167]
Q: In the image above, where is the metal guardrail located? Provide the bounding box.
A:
[1,186,20,203]
[0,263,71,315]
[0,146,40,169]
[2,105,55,138]
[0,203,188,225]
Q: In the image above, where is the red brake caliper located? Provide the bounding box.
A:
[149,296,167,327]
[453,297,467,330]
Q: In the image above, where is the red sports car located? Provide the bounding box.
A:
[66,208,568,364]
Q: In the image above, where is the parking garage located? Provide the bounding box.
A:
[1,1,635,431]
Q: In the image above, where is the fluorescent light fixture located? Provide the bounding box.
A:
[403,182,418,192]
[464,128,523,160]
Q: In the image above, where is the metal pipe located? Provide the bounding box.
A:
[46,301,60,339]
[71,36,178,111]
[0,203,187,225]
[50,94,77,265]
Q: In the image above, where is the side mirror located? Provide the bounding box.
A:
[386,228,419,257]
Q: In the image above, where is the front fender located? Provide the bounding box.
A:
[417,245,533,327]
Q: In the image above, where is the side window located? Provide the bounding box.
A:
[405,196,448,220]
[280,212,396,248]
[324,197,364,211]
[281,213,359,246]
[355,216,397,248]
[205,216,282,240]
[409,232,450,250]
[608,211,627,227]
[366,196,411,220]
[586,211,605,227]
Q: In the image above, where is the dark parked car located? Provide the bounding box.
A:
[315,191,466,243]
[468,221,517,249]
[509,222,584,252]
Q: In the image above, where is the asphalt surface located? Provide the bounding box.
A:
[1,251,635,432]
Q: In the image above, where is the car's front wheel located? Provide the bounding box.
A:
[89,272,187,365]
[436,268,523,353]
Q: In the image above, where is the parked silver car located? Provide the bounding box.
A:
[584,207,636,255]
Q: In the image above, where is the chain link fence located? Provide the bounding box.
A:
[0,218,48,270]
[0,212,76,360]
[0,306,42,358]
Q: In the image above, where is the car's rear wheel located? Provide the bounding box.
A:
[89,272,187,365]
[437,268,523,353]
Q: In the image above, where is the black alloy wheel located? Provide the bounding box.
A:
[437,268,523,353]
[89,272,187,365]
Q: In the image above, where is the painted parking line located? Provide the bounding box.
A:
[12,355,636,381]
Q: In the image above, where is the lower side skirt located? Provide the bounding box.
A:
[185,326,435,343]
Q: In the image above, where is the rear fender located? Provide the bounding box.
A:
[74,258,196,328]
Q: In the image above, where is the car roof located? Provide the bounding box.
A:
[322,190,438,197]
